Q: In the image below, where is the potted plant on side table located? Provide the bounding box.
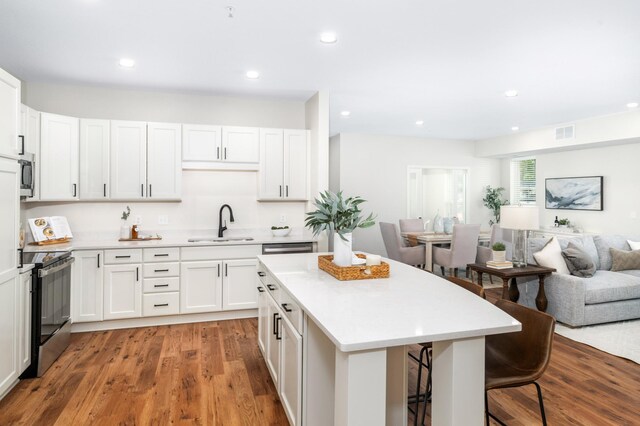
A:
[305,191,376,267]
[492,242,507,262]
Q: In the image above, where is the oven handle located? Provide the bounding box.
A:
[38,257,75,278]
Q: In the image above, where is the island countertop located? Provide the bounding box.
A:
[258,252,521,352]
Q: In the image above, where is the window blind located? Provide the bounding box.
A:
[510,157,536,205]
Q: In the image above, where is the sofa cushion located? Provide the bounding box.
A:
[528,235,599,269]
[562,242,596,278]
[584,270,640,304]
[610,248,640,272]
[594,235,640,270]
[533,237,570,274]
[619,270,640,278]
[628,240,640,250]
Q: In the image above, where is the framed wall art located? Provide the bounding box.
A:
[545,176,603,211]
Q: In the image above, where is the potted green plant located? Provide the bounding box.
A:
[305,191,376,266]
[120,206,131,239]
[483,186,509,226]
[558,218,570,228]
[491,241,507,262]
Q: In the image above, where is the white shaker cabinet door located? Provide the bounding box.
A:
[257,284,268,355]
[18,271,31,374]
[110,121,147,200]
[147,122,182,200]
[180,261,223,314]
[0,276,18,397]
[280,316,303,426]
[222,126,259,163]
[182,124,222,162]
[103,264,142,320]
[222,259,259,311]
[22,106,41,201]
[80,119,110,200]
[72,250,104,323]
[0,68,20,159]
[40,113,79,201]
[258,128,284,200]
[283,129,309,201]
[266,295,281,390]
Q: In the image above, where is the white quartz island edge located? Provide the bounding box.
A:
[258,252,521,426]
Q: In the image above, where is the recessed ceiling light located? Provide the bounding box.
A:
[415,120,424,126]
[504,89,519,98]
[246,70,260,79]
[340,111,351,117]
[320,32,338,44]
[627,102,639,108]
[118,58,135,68]
[511,126,520,131]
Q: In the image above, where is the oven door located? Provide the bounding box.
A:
[38,257,73,344]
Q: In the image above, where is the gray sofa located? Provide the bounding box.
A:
[516,234,640,327]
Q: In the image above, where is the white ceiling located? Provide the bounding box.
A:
[1,0,639,139]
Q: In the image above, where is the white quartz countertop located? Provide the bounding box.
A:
[258,252,521,352]
[23,230,317,253]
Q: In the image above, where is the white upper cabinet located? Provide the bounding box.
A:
[283,130,309,200]
[0,68,20,159]
[40,113,79,201]
[258,129,309,201]
[222,126,260,163]
[22,106,41,201]
[182,124,221,163]
[259,129,284,199]
[80,119,110,200]
[110,121,147,200]
[147,122,182,200]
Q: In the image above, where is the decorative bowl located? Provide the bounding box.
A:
[271,227,291,237]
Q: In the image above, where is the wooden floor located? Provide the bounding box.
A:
[1,289,639,425]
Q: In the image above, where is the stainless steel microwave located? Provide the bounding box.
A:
[19,152,35,198]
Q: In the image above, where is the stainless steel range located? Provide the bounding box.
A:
[20,251,74,378]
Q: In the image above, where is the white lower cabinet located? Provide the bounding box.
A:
[257,282,268,354]
[72,250,103,323]
[266,295,281,390]
[223,258,258,310]
[103,264,142,320]
[143,292,180,317]
[19,271,32,374]
[180,261,223,314]
[280,315,303,426]
[0,276,19,398]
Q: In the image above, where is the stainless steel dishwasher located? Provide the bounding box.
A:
[262,242,315,255]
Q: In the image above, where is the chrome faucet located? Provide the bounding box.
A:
[218,204,235,238]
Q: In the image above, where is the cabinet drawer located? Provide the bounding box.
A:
[104,249,143,264]
[143,247,180,262]
[181,245,261,261]
[280,291,303,335]
[143,277,180,293]
[264,273,281,304]
[143,292,180,317]
[144,262,180,278]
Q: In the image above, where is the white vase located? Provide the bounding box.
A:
[120,221,130,239]
[492,250,506,262]
[333,232,353,267]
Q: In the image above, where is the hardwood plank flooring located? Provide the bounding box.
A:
[1,291,639,425]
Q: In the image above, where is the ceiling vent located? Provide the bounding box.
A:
[555,125,575,141]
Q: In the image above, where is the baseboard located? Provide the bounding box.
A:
[71,309,258,333]
[0,378,19,401]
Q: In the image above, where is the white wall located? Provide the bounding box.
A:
[329,135,340,193]
[332,133,502,256]
[504,143,640,234]
[21,82,311,237]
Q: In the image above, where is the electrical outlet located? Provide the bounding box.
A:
[280,215,287,223]
[158,215,169,225]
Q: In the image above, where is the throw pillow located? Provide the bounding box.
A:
[533,236,570,274]
[610,248,640,272]
[628,240,640,251]
[562,242,596,278]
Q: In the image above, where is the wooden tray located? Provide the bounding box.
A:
[318,254,390,281]
[118,237,163,242]
[28,237,71,246]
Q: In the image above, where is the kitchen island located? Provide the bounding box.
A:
[257,253,521,426]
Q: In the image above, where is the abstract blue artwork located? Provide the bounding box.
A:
[545,176,603,211]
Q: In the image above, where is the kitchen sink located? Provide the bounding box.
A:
[188,237,254,243]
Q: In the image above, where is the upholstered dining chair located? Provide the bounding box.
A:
[485,300,556,426]
[432,224,481,277]
[379,222,425,267]
[476,224,513,283]
[410,276,486,426]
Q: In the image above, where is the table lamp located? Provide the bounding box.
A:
[500,205,540,267]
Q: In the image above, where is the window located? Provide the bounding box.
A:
[510,157,536,205]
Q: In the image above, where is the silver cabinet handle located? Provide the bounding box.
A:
[38,257,75,278]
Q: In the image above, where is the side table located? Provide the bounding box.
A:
[467,263,556,311]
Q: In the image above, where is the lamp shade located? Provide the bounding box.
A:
[500,205,539,230]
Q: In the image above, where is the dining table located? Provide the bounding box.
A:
[401,231,491,272]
